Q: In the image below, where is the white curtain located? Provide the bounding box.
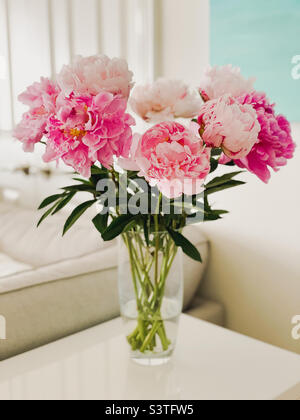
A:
[0,0,156,131]
[0,0,209,132]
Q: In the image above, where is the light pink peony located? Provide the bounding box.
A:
[198,95,260,160]
[199,65,255,102]
[121,122,211,198]
[58,55,133,99]
[18,77,59,111]
[43,91,135,177]
[14,112,48,153]
[220,92,296,182]
[13,78,60,152]
[130,79,203,122]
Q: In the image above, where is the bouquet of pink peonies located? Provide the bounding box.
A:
[14,56,296,363]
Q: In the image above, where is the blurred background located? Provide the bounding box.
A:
[0,0,299,353]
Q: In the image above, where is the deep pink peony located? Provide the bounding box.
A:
[43,91,135,177]
[58,55,133,99]
[220,92,296,182]
[198,95,260,160]
[199,65,255,101]
[120,122,211,198]
[13,78,60,152]
[130,79,203,122]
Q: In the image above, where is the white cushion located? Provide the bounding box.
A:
[0,253,32,278]
[0,245,116,294]
[0,202,113,267]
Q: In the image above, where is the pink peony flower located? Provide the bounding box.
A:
[62,144,93,179]
[18,77,59,111]
[14,111,48,153]
[220,92,296,182]
[198,95,260,160]
[199,65,255,101]
[120,122,211,199]
[13,78,60,152]
[130,79,203,122]
[43,91,135,177]
[58,55,133,99]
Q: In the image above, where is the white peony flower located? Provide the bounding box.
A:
[199,65,256,101]
[130,78,203,122]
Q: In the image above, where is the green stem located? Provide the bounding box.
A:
[135,233,154,293]
[154,194,162,286]
[158,324,171,351]
[140,322,160,353]
[123,234,141,310]
[154,216,159,286]
[125,227,177,355]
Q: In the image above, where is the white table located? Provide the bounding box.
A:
[0,315,299,400]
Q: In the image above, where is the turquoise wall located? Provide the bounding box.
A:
[211,0,300,121]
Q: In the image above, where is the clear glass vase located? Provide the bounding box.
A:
[118,230,183,366]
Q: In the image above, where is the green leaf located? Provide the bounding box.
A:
[225,160,236,167]
[205,180,246,196]
[90,173,109,188]
[126,170,140,179]
[73,178,93,186]
[92,213,109,235]
[37,202,60,227]
[204,213,222,221]
[206,171,244,189]
[102,214,135,241]
[167,229,202,263]
[63,200,96,236]
[52,192,77,215]
[210,158,219,174]
[143,218,150,247]
[62,184,95,193]
[91,165,103,174]
[213,209,229,216]
[38,194,64,210]
[204,209,228,221]
[211,148,223,157]
[91,165,108,175]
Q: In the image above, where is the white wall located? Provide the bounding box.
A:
[157,0,210,84]
[200,123,300,354]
